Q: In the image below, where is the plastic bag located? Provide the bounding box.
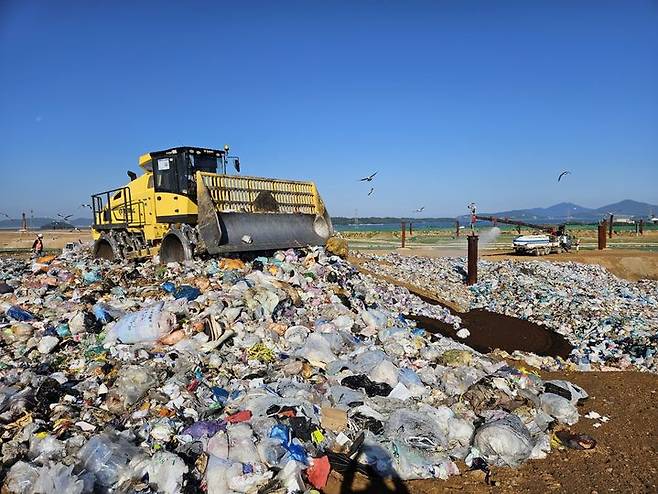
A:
[105,302,176,344]
[144,451,188,494]
[227,423,259,464]
[297,333,336,364]
[32,463,84,494]
[77,431,142,487]
[544,380,588,404]
[92,302,125,323]
[107,366,158,410]
[540,392,579,425]
[385,409,449,450]
[473,414,533,467]
[369,359,399,387]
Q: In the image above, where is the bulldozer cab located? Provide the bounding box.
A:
[146,147,232,199]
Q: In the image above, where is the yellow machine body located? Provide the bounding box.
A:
[90,146,332,261]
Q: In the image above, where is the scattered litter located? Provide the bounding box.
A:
[0,246,593,492]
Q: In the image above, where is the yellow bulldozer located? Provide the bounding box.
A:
[90,146,333,263]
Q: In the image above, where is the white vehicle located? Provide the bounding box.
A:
[512,234,572,255]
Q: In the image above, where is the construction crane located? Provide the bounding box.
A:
[90,145,333,262]
[474,215,575,255]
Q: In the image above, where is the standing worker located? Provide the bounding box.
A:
[32,233,44,257]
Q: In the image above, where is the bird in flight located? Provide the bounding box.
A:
[57,213,73,221]
[558,170,571,182]
[414,207,425,213]
[360,172,378,182]
[368,187,374,196]
[80,204,92,209]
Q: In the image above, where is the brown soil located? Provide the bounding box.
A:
[407,311,572,359]
[326,370,658,494]
[0,229,93,252]
[483,249,658,282]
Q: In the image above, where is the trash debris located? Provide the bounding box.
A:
[362,253,658,372]
[0,246,592,492]
[554,430,597,450]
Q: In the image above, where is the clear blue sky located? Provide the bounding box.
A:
[1,1,656,219]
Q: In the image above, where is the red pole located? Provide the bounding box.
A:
[598,221,607,250]
[401,222,406,248]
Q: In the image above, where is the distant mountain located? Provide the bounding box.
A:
[482,202,594,221]
[466,199,658,223]
[594,200,657,217]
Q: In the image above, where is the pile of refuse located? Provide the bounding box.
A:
[1,248,589,492]
[361,254,658,372]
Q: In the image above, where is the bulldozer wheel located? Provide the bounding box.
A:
[93,234,121,261]
[160,229,194,264]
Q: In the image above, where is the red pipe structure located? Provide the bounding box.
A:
[467,234,478,285]
[598,221,607,250]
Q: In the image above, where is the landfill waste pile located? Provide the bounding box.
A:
[1,248,589,492]
[361,253,658,372]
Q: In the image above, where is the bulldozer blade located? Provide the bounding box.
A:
[197,176,332,254]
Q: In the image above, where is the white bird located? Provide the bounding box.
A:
[414,207,425,213]
[80,204,92,209]
[359,172,378,182]
[368,187,374,196]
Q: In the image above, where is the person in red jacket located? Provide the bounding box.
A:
[32,233,44,256]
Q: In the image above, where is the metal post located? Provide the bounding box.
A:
[598,221,607,250]
[455,220,460,237]
[608,214,613,239]
[21,213,27,231]
[409,222,413,236]
[401,222,406,248]
[517,224,521,234]
[467,234,478,285]
[635,221,639,236]
[639,219,644,236]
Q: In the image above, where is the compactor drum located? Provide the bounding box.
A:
[90,146,332,262]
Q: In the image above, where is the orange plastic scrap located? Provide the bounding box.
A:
[306,455,330,489]
[226,410,252,423]
[219,258,245,270]
[37,255,57,264]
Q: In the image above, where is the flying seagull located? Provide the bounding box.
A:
[414,207,425,213]
[80,204,92,209]
[0,213,10,219]
[368,187,374,196]
[558,170,571,182]
[360,172,378,182]
[57,213,73,221]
